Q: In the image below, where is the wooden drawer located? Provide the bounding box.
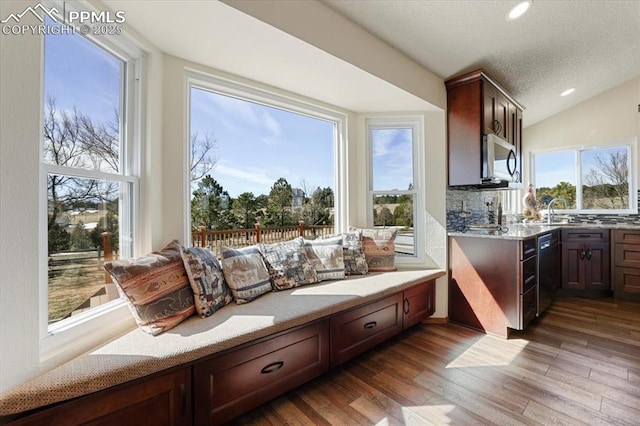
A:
[613,267,640,296]
[521,238,536,260]
[330,293,403,366]
[614,243,640,268]
[562,229,609,243]
[612,229,640,245]
[521,256,537,294]
[193,321,329,425]
[403,280,435,329]
[520,286,537,329]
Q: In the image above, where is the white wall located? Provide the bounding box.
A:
[523,76,640,184]
[0,0,43,394]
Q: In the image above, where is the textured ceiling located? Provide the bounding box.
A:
[324,0,640,126]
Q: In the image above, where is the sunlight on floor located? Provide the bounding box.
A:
[402,404,456,425]
[445,335,529,368]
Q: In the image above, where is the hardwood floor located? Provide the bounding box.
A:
[232,297,640,425]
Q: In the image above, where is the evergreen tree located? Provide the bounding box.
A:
[191,175,231,230]
[266,178,293,226]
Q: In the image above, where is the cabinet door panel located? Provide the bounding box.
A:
[586,243,610,291]
[495,92,510,141]
[483,82,497,135]
[562,243,585,290]
[613,267,640,295]
[403,280,435,329]
[9,369,191,426]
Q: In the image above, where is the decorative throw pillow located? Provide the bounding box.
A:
[103,240,195,336]
[220,245,272,304]
[321,231,368,275]
[303,236,346,281]
[359,228,398,272]
[180,246,233,318]
[259,237,319,290]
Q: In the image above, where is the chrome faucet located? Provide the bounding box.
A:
[547,198,569,224]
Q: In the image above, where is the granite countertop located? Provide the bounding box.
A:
[448,222,640,240]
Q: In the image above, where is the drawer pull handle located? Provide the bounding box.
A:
[580,249,586,260]
[364,321,377,330]
[578,235,591,238]
[586,249,592,260]
[261,361,284,374]
[403,299,410,315]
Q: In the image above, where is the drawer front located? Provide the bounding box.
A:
[613,267,640,295]
[521,238,536,260]
[520,286,537,329]
[562,229,609,243]
[614,243,640,268]
[331,293,403,366]
[522,256,537,294]
[612,229,640,245]
[194,321,329,425]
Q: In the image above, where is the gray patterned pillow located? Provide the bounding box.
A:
[181,246,233,318]
[303,236,346,281]
[259,237,319,290]
[220,245,272,304]
[321,231,368,275]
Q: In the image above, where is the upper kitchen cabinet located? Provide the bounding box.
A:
[446,69,524,188]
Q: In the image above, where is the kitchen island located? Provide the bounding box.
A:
[449,222,640,337]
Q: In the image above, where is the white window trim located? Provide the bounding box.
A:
[365,116,426,265]
[183,69,349,243]
[530,138,637,215]
[38,2,144,365]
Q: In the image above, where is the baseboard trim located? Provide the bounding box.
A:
[424,316,448,324]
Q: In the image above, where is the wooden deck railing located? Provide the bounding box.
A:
[191,222,334,254]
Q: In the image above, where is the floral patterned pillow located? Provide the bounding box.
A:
[181,246,233,318]
[259,237,319,290]
[220,245,272,304]
[303,236,346,281]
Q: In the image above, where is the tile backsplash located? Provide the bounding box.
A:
[446,188,640,231]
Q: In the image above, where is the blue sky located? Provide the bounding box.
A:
[190,88,337,198]
[371,128,413,191]
[44,27,121,126]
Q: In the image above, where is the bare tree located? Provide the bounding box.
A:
[190,132,218,182]
[584,149,628,209]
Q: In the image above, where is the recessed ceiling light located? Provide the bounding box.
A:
[508,1,532,20]
[561,88,575,97]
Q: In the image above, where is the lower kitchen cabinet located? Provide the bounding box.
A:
[8,368,192,426]
[612,230,640,300]
[193,321,330,425]
[561,229,610,295]
[449,235,537,338]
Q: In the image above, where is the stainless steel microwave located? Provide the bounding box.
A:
[482,133,520,187]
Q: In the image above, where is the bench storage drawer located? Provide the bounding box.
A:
[330,293,403,366]
[193,320,329,425]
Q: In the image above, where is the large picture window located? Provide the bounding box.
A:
[187,74,347,252]
[532,141,636,213]
[366,117,425,263]
[42,21,139,330]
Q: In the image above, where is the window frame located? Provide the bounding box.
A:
[38,1,143,364]
[365,116,426,265]
[184,69,349,243]
[530,138,637,214]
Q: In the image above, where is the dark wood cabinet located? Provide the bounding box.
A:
[330,293,403,366]
[7,368,192,426]
[561,229,611,295]
[194,321,329,426]
[612,230,640,300]
[403,280,435,329]
[446,69,524,187]
[449,236,537,338]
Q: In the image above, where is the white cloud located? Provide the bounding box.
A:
[261,110,282,137]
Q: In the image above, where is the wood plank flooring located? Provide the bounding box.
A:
[232,297,640,425]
